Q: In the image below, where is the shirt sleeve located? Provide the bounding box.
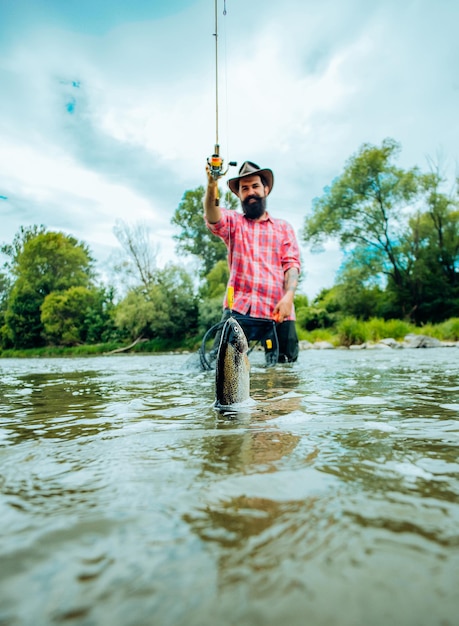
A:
[205,208,232,243]
[281,221,301,275]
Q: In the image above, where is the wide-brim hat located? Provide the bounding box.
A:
[227,161,274,196]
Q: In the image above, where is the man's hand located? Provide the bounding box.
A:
[273,267,299,322]
[272,296,293,323]
[206,163,219,186]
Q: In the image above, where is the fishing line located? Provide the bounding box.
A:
[222,0,231,169]
[208,0,236,181]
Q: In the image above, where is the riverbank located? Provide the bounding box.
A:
[1,334,458,359]
[299,333,459,350]
[1,316,458,358]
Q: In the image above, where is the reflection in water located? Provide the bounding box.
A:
[0,351,458,626]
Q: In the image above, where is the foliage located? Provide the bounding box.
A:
[336,317,369,346]
[296,327,337,344]
[336,316,421,346]
[115,264,199,341]
[197,296,224,336]
[297,315,459,347]
[9,230,94,294]
[0,271,10,345]
[365,317,412,341]
[200,259,229,299]
[303,138,459,323]
[41,286,93,345]
[1,225,47,272]
[115,290,156,339]
[296,305,336,331]
[41,286,117,346]
[437,317,459,341]
[1,227,97,349]
[3,284,45,348]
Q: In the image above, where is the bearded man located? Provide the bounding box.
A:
[204,160,301,363]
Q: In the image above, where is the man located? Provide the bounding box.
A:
[204,160,301,363]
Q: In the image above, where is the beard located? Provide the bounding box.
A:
[241,195,267,220]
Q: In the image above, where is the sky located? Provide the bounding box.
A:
[1,0,458,299]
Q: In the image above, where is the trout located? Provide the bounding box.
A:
[215,316,250,408]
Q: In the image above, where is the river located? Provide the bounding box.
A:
[0,348,458,626]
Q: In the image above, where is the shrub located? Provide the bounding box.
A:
[366,317,413,341]
[337,317,368,346]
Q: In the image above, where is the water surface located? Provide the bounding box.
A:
[0,349,458,626]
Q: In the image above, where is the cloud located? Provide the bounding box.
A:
[1,0,458,300]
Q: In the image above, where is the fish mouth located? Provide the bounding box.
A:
[220,317,248,354]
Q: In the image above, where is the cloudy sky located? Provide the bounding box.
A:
[1,0,458,298]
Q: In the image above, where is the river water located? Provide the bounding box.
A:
[0,348,458,626]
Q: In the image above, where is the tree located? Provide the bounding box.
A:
[334,260,392,320]
[200,259,229,299]
[302,138,459,322]
[115,264,198,343]
[3,284,44,348]
[171,186,237,277]
[414,171,459,320]
[11,230,94,295]
[1,225,47,276]
[0,270,10,322]
[2,228,96,348]
[113,220,159,291]
[41,286,116,346]
[304,139,419,293]
[41,286,96,345]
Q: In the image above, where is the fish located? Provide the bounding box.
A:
[215,316,250,408]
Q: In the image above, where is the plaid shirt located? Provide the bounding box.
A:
[206,208,301,320]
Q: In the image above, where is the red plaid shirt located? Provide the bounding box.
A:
[206,209,301,320]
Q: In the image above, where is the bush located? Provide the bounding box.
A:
[366,317,413,342]
[440,317,459,340]
[337,317,368,346]
[197,297,223,336]
[296,306,336,331]
[297,327,337,344]
[417,318,459,341]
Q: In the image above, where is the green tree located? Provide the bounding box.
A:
[0,270,10,324]
[114,290,156,340]
[3,228,95,348]
[3,284,44,348]
[1,225,47,275]
[83,287,118,344]
[41,286,96,345]
[171,186,237,277]
[200,259,229,299]
[41,286,116,346]
[115,264,198,342]
[11,230,94,296]
[303,138,459,322]
[303,139,419,298]
[410,171,459,321]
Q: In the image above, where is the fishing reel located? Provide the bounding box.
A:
[208,144,237,180]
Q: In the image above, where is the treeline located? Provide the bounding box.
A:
[0,138,458,353]
[302,138,459,324]
[0,225,201,351]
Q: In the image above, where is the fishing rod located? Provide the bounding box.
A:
[208,0,236,180]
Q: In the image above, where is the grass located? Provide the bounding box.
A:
[297,316,459,347]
